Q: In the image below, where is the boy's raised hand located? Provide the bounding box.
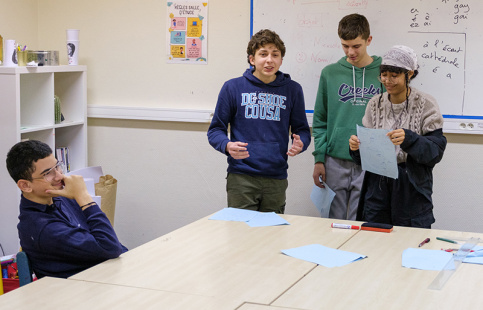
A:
[287,134,303,157]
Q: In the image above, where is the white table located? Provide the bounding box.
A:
[272,226,483,309]
[4,213,483,309]
[0,276,224,309]
[70,214,358,308]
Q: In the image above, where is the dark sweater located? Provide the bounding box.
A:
[18,195,127,278]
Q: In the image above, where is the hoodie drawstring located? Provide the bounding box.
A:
[352,66,356,103]
[352,66,366,103]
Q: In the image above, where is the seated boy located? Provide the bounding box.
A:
[6,140,127,278]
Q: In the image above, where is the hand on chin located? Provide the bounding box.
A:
[48,182,65,194]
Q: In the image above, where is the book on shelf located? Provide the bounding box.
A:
[55,146,71,173]
[54,95,65,124]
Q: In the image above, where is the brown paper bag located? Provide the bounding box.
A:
[95,175,117,226]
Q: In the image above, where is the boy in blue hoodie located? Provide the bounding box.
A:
[208,29,311,214]
[312,14,384,220]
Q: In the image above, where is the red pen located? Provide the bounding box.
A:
[442,248,474,253]
[331,223,360,230]
[418,237,430,247]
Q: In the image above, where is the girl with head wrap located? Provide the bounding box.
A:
[349,45,447,228]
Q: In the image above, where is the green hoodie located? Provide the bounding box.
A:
[312,55,383,163]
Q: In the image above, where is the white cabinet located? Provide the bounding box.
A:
[0,65,87,255]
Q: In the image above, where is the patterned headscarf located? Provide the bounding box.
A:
[382,45,418,71]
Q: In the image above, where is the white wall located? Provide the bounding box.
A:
[87,118,483,250]
[432,134,483,232]
[37,0,250,110]
[0,1,38,49]
[86,119,321,249]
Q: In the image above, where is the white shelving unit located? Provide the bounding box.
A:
[0,65,87,255]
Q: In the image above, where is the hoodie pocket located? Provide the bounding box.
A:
[245,141,287,175]
[328,127,357,157]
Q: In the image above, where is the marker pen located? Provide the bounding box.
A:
[418,237,430,247]
[331,223,360,230]
[436,237,458,244]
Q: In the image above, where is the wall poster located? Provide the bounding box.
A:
[167,1,208,64]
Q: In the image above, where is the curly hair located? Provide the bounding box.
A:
[246,29,286,65]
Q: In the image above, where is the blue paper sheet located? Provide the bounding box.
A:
[357,125,398,179]
[402,248,454,271]
[209,208,290,227]
[281,244,367,268]
[463,245,483,265]
[246,212,290,227]
[209,208,259,222]
[310,182,335,218]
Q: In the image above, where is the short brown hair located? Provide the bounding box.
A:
[246,29,286,65]
[338,14,370,40]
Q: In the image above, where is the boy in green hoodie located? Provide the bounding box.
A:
[312,14,384,220]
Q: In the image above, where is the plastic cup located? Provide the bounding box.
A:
[17,50,27,66]
[67,40,79,65]
[66,29,80,40]
[3,39,18,67]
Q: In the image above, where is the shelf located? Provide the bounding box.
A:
[0,65,88,255]
[0,65,87,75]
[54,120,85,128]
[20,124,54,133]
[19,121,85,133]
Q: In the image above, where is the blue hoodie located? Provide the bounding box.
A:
[208,68,311,179]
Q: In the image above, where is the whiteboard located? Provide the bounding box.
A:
[252,0,482,118]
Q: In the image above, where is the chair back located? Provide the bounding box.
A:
[16,251,33,286]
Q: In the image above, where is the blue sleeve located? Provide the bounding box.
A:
[207,82,234,155]
[350,149,362,165]
[290,84,311,152]
[37,204,125,262]
[401,128,446,168]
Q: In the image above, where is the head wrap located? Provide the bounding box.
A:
[381,45,418,71]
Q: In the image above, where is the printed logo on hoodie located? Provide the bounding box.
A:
[241,92,287,121]
[338,83,381,106]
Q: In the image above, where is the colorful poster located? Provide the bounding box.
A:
[167,1,208,64]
